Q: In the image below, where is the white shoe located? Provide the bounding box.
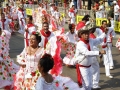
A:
[106,75,113,78]
[92,86,101,90]
[110,66,114,70]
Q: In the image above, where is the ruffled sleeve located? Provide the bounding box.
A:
[17,48,26,65]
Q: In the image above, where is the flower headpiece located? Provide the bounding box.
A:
[32,31,40,36]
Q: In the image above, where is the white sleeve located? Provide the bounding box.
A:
[68,12,72,17]
[52,12,55,17]
[4,30,11,39]
[39,37,44,47]
[92,33,106,46]
[111,28,116,37]
[36,77,44,90]
[75,42,99,57]
[17,48,26,65]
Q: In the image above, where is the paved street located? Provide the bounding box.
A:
[8,30,120,90]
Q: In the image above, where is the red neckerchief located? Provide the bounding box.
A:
[25,23,34,46]
[100,26,104,32]
[69,8,76,16]
[80,38,91,51]
[100,26,106,43]
[89,33,96,39]
[40,29,51,48]
[1,19,6,30]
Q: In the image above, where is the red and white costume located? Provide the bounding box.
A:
[52,10,61,28]
[0,19,11,32]
[89,33,101,89]
[45,36,62,75]
[0,30,19,89]
[68,8,77,24]
[75,21,85,31]
[39,30,55,48]
[17,8,26,34]
[50,7,54,15]
[73,33,106,89]
[24,23,36,47]
[96,26,114,77]
[63,31,78,65]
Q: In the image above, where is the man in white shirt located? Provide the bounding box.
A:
[73,26,107,90]
[113,1,120,21]
[50,3,55,16]
[0,13,11,33]
[68,5,77,24]
[17,4,26,34]
[39,22,55,48]
[96,20,114,78]
[24,16,36,47]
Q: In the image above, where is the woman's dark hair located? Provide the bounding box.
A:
[39,54,54,73]
[27,15,33,21]
[32,32,41,43]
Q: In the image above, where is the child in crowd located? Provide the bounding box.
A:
[36,54,54,90]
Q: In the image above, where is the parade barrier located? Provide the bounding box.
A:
[24,4,38,16]
[24,4,120,32]
[77,9,94,18]
[114,21,120,32]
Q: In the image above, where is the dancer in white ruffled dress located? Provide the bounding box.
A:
[63,24,78,66]
[14,32,44,90]
[0,27,19,89]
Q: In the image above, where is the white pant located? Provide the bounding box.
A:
[103,44,113,76]
[80,67,92,90]
[19,19,25,33]
[70,17,75,24]
[91,57,100,88]
[107,43,114,67]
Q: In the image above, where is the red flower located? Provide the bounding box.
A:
[32,31,36,35]
[31,71,36,76]
[55,81,59,87]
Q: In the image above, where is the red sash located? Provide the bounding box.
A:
[76,64,91,86]
[76,38,91,86]
[109,31,113,43]
[40,30,51,48]
[26,23,34,46]
[1,19,6,30]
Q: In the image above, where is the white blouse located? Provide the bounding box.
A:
[36,77,55,90]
